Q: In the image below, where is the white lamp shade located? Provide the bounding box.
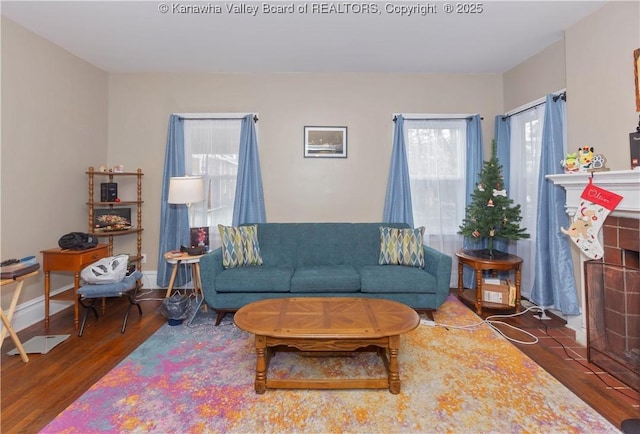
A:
[168,176,205,204]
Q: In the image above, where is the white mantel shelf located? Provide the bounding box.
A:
[546,170,640,218]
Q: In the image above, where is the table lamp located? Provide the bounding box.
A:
[168,176,205,251]
[168,176,205,207]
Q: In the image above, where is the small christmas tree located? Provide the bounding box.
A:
[458,140,529,257]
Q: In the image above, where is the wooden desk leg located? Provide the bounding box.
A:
[475,268,483,315]
[73,272,81,329]
[1,310,29,363]
[165,261,179,298]
[1,280,25,343]
[388,335,401,394]
[255,335,267,394]
[44,271,51,329]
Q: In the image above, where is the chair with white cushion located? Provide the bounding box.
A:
[77,271,143,337]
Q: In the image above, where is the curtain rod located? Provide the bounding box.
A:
[502,92,566,121]
[393,115,483,122]
[178,115,259,122]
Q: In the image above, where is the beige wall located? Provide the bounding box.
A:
[107,73,503,269]
[566,1,640,170]
[1,17,108,306]
[503,39,567,112]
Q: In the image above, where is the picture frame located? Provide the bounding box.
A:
[304,126,347,158]
[635,48,640,112]
[190,226,210,250]
[93,208,132,232]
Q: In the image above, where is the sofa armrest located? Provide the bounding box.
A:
[422,245,453,298]
[200,248,224,306]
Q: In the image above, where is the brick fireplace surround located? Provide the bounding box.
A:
[586,216,640,391]
[548,170,640,392]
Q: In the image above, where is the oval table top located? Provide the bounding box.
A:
[234,297,420,339]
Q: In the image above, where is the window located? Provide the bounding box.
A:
[508,104,546,298]
[404,118,467,285]
[183,118,243,249]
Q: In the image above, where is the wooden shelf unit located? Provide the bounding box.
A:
[86,167,144,268]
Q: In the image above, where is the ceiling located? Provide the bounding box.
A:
[1,1,607,74]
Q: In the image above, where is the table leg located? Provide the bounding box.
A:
[475,268,483,315]
[73,272,81,329]
[388,335,401,394]
[515,265,522,313]
[44,271,51,329]
[1,280,25,343]
[191,265,199,296]
[1,310,29,363]
[165,261,179,298]
[255,335,267,394]
[457,261,464,297]
[192,263,207,312]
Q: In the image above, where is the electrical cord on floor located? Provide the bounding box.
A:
[536,318,640,403]
[422,305,547,345]
[135,287,165,301]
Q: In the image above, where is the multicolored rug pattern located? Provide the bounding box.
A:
[43,296,618,433]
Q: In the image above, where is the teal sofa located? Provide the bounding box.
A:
[200,222,452,324]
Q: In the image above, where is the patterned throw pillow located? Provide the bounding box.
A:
[217,224,263,268]
[378,226,425,268]
[379,226,401,265]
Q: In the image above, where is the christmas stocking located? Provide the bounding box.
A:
[561,178,623,259]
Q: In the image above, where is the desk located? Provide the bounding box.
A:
[163,251,204,301]
[1,270,39,362]
[42,244,109,329]
[456,249,523,315]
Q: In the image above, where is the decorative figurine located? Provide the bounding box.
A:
[577,146,594,172]
[561,152,579,173]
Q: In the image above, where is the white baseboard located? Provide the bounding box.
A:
[1,271,160,335]
[566,313,587,346]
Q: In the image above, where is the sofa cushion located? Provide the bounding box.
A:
[290,265,360,293]
[378,226,425,268]
[360,264,437,293]
[215,266,292,293]
[218,224,263,268]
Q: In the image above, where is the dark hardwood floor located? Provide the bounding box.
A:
[1,290,165,433]
[2,290,639,433]
[478,303,640,431]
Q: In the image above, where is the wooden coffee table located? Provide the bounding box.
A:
[234,297,420,394]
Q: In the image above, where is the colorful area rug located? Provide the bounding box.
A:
[42,296,618,433]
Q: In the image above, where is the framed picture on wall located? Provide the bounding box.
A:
[304,126,348,158]
[634,48,640,112]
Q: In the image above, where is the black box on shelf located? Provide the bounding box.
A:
[100,183,118,202]
[630,132,640,169]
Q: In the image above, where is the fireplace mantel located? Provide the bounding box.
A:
[546,170,640,218]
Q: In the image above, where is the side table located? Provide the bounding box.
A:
[42,244,109,329]
[456,248,523,315]
[1,270,39,363]
[163,251,205,301]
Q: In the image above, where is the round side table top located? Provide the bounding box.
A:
[163,251,205,264]
[456,248,522,266]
